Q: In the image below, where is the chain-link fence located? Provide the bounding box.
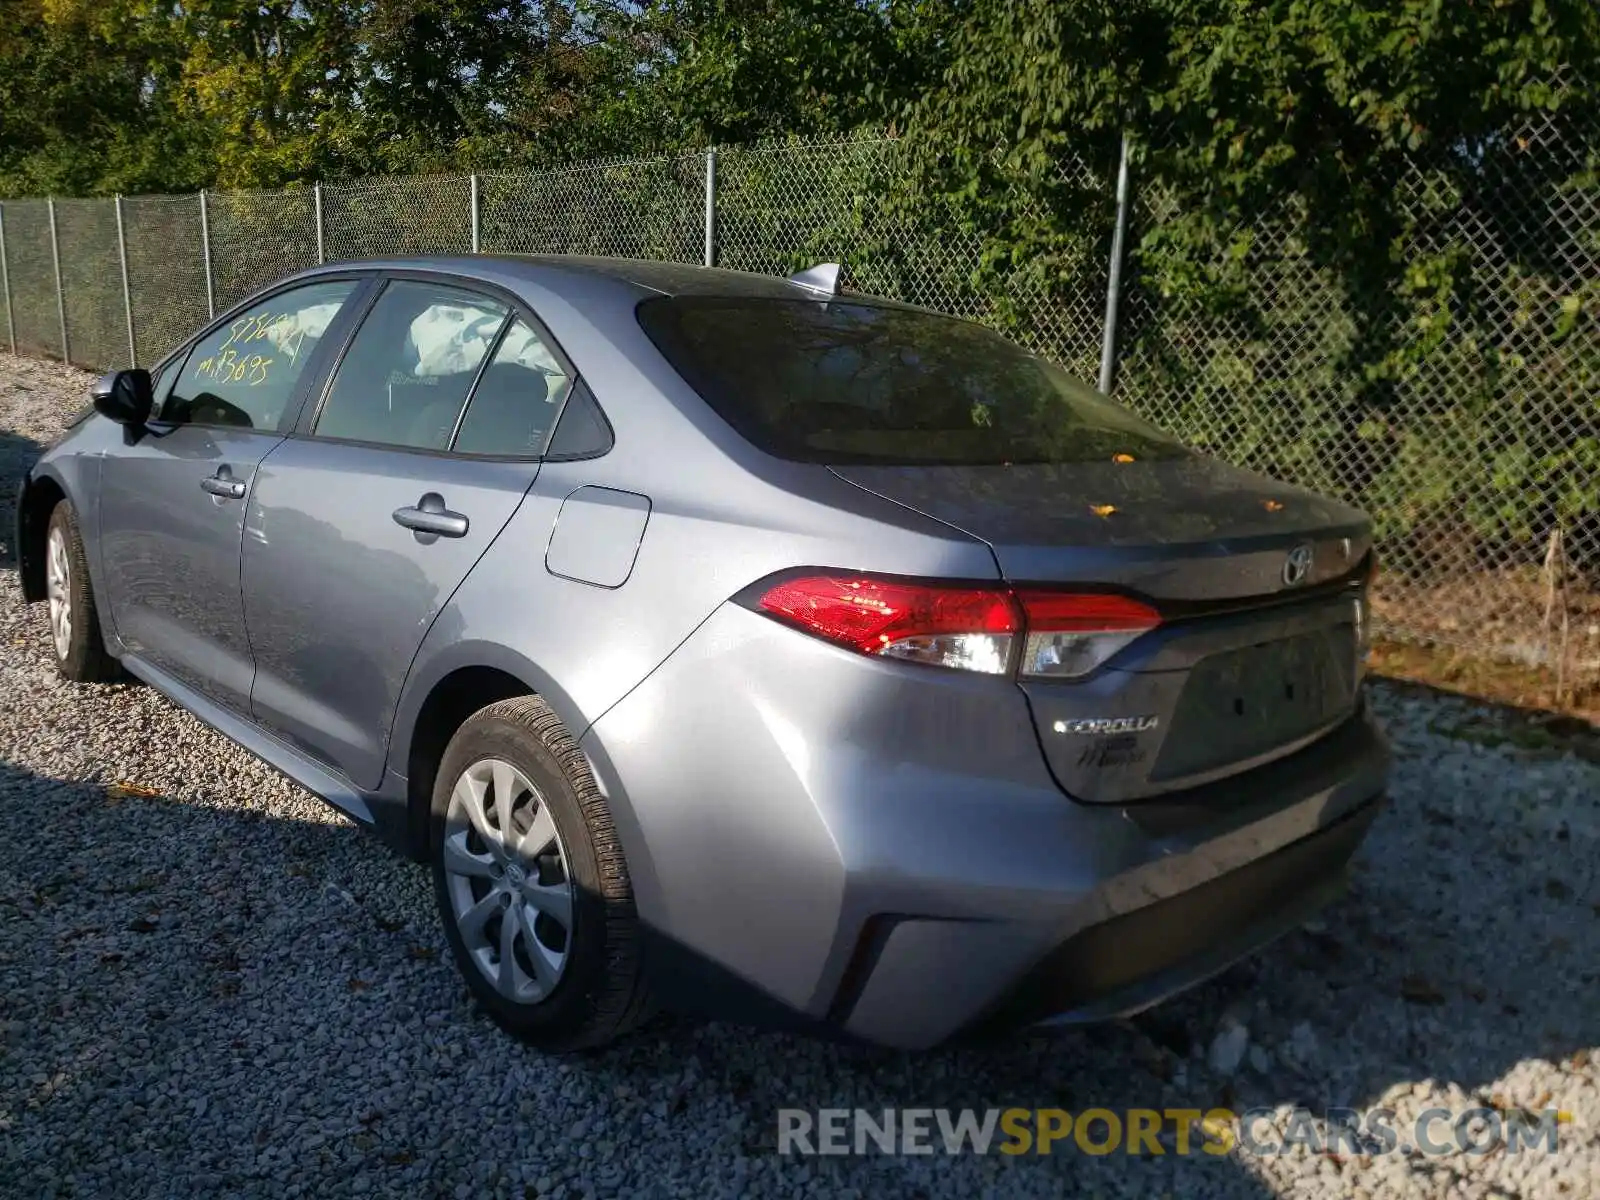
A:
[1,121,1595,684]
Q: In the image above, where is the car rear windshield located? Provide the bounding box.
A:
[636,296,1189,465]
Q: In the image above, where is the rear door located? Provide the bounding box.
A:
[241,275,576,788]
[98,277,365,712]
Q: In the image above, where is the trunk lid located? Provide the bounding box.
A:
[831,457,1372,803]
[828,457,1370,599]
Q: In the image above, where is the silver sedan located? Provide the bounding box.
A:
[16,255,1387,1050]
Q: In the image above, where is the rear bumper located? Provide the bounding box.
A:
[830,712,1386,1048]
[974,795,1380,1032]
[581,602,1389,1050]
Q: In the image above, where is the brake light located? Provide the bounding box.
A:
[757,575,1019,675]
[752,575,1161,678]
[1355,551,1377,674]
[1015,591,1162,680]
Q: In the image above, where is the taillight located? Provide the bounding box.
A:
[1015,591,1162,680]
[757,575,1019,675]
[1355,551,1378,674]
[751,574,1161,678]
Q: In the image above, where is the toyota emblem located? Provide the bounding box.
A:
[1282,543,1315,586]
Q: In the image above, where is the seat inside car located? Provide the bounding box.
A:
[319,292,484,449]
[450,362,551,455]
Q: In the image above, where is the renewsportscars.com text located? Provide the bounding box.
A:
[776,1106,1567,1157]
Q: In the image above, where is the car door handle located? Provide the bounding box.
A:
[200,471,247,500]
[393,492,469,539]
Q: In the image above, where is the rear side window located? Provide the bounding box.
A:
[451,318,572,456]
[315,281,509,451]
[636,297,1189,466]
[544,381,612,458]
[163,279,357,431]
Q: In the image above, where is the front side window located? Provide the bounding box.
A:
[450,318,573,456]
[163,280,357,431]
[636,297,1190,466]
[314,281,509,451]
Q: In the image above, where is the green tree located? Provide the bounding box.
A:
[1,1,659,193]
[616,0,957,147]
[903,0,1600,363]
[899,0,1600,569]
[0,0,205,195]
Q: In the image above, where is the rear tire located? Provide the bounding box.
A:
[45,501,121,683]
[429,695,652,1051]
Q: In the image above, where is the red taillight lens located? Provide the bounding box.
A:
[1014,592,1163,633]
[758,575,1020,674]
[1014,591,1162,680]
[753,575,1162,678]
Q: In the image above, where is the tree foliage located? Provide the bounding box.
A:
[620,0,957,146]
[0,1,953,194]
[881,0,1600,563]
[903,0,1600,320]
[0,0,197,195]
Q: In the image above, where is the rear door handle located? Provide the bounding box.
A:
[393,492,469,539]
[200,469,247,500]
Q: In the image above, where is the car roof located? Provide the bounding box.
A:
[501,256,820,298]
[290,253,920,308]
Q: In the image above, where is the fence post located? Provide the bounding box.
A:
[199,190,216,319]
[470,173,481,254]
[1097,131,1132,396]
[48,197,68,364]
[314,183,326,265]
[704,148,718,268]
[0,204,14,353]
[115,195,136,367]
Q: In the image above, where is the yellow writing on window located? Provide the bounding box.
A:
[196,347,272,386]
[194,308,312,387]
[221,310,311,362]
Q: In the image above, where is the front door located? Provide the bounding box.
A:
[242,280,573,787]
[97,278,363,711]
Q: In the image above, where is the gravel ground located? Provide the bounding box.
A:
[1,351,1596,1199]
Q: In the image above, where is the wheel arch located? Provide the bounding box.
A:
[393,640,599,862]
[16,472,66,603]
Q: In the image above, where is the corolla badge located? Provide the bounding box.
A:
[1282,542,1315,586]
[1053,715,1160,736]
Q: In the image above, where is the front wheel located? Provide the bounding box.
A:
[44,501,121,683]
[430,695,653,1051]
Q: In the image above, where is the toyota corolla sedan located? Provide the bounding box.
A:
[15,255,1387,1051]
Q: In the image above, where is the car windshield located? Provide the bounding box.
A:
[636,296,1189,466]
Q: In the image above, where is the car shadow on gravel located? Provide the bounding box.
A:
[0,757,473,1195]
[0,429,45,568]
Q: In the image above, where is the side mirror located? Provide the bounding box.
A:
[91,369,154,427]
